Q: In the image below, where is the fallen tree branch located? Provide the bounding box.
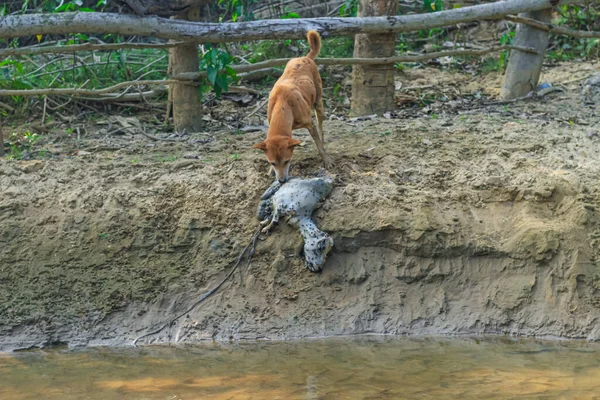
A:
[0,41,189,58]
[0,81,257,97]
[0,100,15,112]
[237,68,283,82]
[0,79,189,97]
[504,14,600,39]
[174,45,538,80]
[140,129,179,142]
[0,0,583,43]
[73,89,166,102]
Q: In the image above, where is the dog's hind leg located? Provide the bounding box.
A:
[307,122,332,169]
[315,98,326,143]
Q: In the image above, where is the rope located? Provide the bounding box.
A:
[132,226,262,346]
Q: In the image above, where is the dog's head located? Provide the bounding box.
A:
[252,137,301,183]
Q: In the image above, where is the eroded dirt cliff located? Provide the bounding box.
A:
[1,65,600,351]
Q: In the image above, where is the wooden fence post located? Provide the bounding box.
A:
[500,8,552,100]
[169,7,203,131]
[350,0,398,116]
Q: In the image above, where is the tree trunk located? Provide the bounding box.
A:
[118,0,211,17]
[0,0,581,43]
[500,8,552,100]
[351,0,397,116]
[169,8,202,131]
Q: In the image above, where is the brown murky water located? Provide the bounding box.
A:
[1,337,600,399]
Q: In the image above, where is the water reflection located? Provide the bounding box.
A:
[1,336,600,399]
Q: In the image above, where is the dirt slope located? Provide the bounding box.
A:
[1,65,600,351]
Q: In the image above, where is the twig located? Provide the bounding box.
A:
[136,69,167,80]
[134,54,167,74]
[0,101,15,113]
[562,76,592,86]
[245,98,269,120]
[0,41,188,58]
[327,3,344,16]
[112,102,163,110]
[485,87,565,106]
[140,129,179,142]
[173,45,539,80]
[228,86,262,95]
[22,55,70,78]
[46,95,72,111]
[504,15,600,39]
[42,96,47,125]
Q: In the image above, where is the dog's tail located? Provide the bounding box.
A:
[306,30,321,60]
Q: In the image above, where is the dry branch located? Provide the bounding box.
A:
[0,80,258,97]
[174,45,538,80]
[504,14,600,38]
[0,79,188,97]
[237,68,282,82]
[0,101,15,112]
[0,0,584,42]
[0,41,189,58]
[74,90,165,102]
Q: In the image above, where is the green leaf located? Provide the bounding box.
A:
[215,74,229,94]
[55,3,75,12]
[11,78,34,90]
[282,12,301,19]
[213,84,222,97]
[225,66,237,78]
[211,48,218,65]
[207,66,218,85]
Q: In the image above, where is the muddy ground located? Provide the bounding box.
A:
[1,62,600,352]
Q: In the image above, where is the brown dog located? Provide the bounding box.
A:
[252,30,331,183]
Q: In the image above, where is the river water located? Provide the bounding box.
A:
[1,336,600,399]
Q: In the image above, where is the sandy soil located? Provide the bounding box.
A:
[1,61,599,351]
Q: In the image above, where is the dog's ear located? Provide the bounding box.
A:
[288,139,302,149]
[252,142,267,151]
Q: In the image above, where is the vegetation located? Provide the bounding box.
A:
[1,0,599,158]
